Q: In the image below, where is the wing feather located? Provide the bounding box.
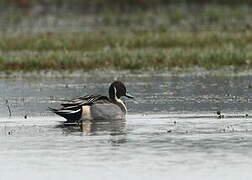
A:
[49,94,111,122]
[61,95,111,107]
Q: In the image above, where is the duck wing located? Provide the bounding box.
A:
[49,95,112,122]
[60,95,111,107]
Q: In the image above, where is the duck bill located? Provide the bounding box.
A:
[125,93,134,99]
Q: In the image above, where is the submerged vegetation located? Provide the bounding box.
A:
[0,2,252,71]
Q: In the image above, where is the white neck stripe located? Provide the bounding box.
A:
[113,87,127,113]
[114,87,118,101]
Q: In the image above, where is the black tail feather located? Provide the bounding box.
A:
[48,106,82,123]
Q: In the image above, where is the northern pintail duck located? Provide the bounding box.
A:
[49,81,133,123]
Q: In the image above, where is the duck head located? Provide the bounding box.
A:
[109,81,133,101]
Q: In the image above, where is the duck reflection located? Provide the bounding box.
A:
[58,119,126,133]
[80,119,127,135]
[58,119,128,146]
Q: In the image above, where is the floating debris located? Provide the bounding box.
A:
[5,100,12,117]
[217,111,224,119]
[49,96,55,100]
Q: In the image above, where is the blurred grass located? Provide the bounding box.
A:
[1,30,252,51]
[0,42,251,71]
[0,3,252,71]
[1,4,252,35]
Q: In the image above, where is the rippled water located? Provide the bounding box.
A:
[1,72,252,180]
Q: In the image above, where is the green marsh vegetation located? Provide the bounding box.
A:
[1,1,252,72]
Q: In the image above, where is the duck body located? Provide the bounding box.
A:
[88,103,125,120]
[49,81,133,123]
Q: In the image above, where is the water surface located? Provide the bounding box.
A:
[1,73,252,180]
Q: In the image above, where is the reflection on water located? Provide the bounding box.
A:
[80,120,126,135]
[1,73,252,179]
[58,119,126,135]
